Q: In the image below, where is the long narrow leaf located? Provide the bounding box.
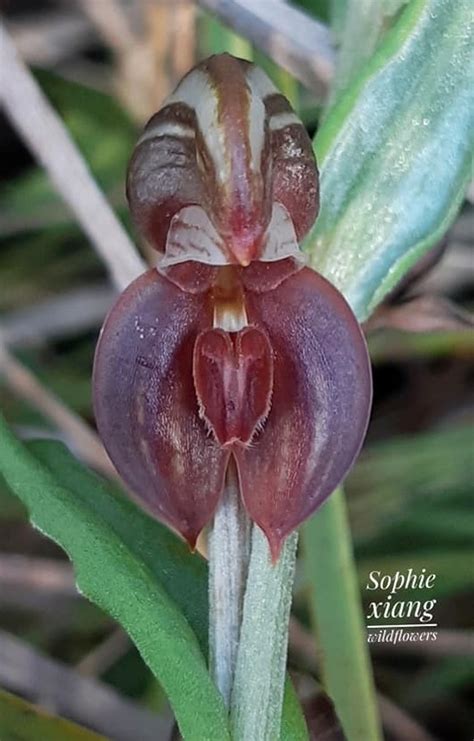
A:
[306,0,473,319]
[0,425,305,739]
[0,688,107,741]
[0,416,230,741]
[303,490,382,740]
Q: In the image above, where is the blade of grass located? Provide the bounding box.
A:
[280,677,309,741]
[0,687,107,741]
[302,489,382,740]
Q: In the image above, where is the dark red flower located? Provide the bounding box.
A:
[93,258,371,560]
[93,54,372,560]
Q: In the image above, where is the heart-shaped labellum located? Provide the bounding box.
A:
[193,326,273,446]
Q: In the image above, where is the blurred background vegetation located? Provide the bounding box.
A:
[0,1,472,740]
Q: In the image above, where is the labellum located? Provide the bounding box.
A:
[93,54,372,561]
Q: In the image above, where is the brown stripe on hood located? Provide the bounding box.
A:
[143,102,198,133]
[264,93,294,118]
[142,101,219,188]
[201,54,271,257]
[204,54,253,196]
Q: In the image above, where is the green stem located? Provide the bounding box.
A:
[208,461,251,708]
[230,528,298,740]
[302,488,382,740]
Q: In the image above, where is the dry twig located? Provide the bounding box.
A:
[0,23,146,481]
[8,11,91,66]
[197,0,335,94]
[2,286,115,347]
[0,555,80,627]
[0,22,145,292]
[364,295,474,334]
[77,628,131,677]
[78,0,137,53]
[0,339,116,481]
[171,1,197,79]
[0,628,172,741]
[0,555,76,596]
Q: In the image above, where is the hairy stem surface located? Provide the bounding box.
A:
[208,460,251,707]
[230,529,298,740]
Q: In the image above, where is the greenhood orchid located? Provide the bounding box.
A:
[93,54,372,560]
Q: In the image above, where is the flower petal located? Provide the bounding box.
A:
[193,326,273,446]
[234,267,372,560]
[93,269,229,546]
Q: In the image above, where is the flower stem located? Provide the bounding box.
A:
[208,460,251,707]
[230,528,298,740]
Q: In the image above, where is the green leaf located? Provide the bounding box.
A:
[0,471,26,520]
[0,688,106,741]
[0,420,306,738]
[328,0,410,97]
[305,0,473,320]
[0,416,229,741]
[28,438,209,652]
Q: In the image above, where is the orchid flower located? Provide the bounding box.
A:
[93,54,372,560]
